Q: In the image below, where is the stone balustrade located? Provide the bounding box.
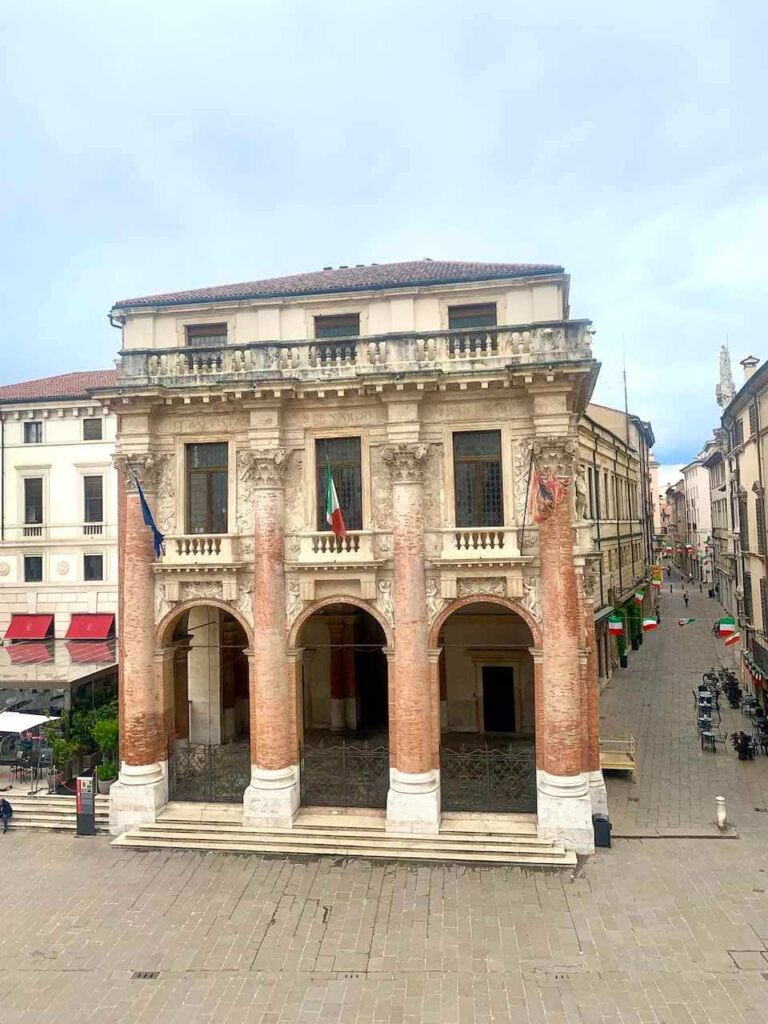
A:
[436,526,524,560]
[288,531,380,563]
[162,534,238,564]
[118,320,593,386]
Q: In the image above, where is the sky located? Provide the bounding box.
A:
[1,0,766,468]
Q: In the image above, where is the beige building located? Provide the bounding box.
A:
[103,258,611,855]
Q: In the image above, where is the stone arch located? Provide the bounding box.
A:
[429,594,541,650]
[155,598,255,650]
[289,594,394,649]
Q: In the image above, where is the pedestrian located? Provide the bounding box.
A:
[655,605,661,624]
[0,798,12,834]
[683,592,689,608]
[670,584,673,593]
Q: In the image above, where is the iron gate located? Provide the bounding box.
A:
[168,742,251,803]
[301,737,390,808]
[440,743,536,813]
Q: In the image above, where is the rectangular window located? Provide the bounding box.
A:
[316,437,362,531]
[84,554,104,581]
[186,443,228,534]
[24,555,43,582]
[447,303,497,329]
[83,418,103,441]
[186,323,228,347]
[314,314,360,339]
[453,430,503,528]
[744,571,754,622]
[757,495,766,556]
[83,476,103,523]
[761,578,768,631]
[24,478,43,524]
[733,419,744,447]
[23,421,42,444]
[749,403,759,437]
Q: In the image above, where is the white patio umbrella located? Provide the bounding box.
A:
[0,711,57,734]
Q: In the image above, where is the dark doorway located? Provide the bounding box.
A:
[482,666,515,732]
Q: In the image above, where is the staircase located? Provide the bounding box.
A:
[2,792,110,832]
[112,804,577,867]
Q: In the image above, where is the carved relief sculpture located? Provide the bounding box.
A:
[521,575,542,622]
[376,579,394,623]
[286,582,304,627]
[155,455,177,534]
[511,438,533,523]
[425,577,444,623]
[574,463,589,520]
[236,580,254,627]
[457,577,506,598]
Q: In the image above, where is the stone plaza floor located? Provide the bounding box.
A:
[3,574,768,1023]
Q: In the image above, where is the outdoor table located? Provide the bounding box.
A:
[698,717,712,731]
[701,731,717,753]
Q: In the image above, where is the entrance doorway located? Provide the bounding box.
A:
[437,601,536,813]
[297,602,389,808]
[166,604,250,802]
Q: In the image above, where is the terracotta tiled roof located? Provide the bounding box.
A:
[0,370,118,403]
[112,259,564,310]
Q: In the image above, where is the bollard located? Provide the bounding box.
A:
[715,795,727,830]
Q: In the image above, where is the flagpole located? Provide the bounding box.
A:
[519,449,534,553]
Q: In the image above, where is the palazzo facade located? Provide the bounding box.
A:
[102,259,607,853]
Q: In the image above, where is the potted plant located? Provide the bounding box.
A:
[91,714,119,794]
[730,731,754,760]
[617,633,629,669]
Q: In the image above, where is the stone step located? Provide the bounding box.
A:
[112,830,576,867]
[150,820,555,848]
[7,819,110,833]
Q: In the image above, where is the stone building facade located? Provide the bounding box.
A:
[0,371,119,637]
[102,259,607,853]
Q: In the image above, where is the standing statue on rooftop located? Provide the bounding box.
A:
[716,345,735,409]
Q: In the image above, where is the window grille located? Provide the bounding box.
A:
[452,431,503,528]
[749,403,759,437]
[447,304,497,329]
[316,437,362,530]
[186,443,228,534]
[186,323,227,347]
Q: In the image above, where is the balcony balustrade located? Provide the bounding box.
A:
[162,534,238,565]
[289,531,379,564]
[432,527,532,562]
[118,320,593,386]
[2,524,116,543]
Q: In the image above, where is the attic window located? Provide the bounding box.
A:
[448,304,497,329]
[314,314,360,339]
[185,323,228,347]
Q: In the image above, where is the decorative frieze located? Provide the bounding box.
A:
[380,442,429,483]
[457,577,506,598]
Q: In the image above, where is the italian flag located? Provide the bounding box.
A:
[325,465,346,539]
[718,617,736,636]
[678,617,696,627]
[634,590,645,605]
[724,632,741,647]
[642,618,657,632]
[608,615,624,635]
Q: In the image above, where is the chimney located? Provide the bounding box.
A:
[740,355,759,381]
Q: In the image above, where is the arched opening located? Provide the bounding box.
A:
[166,604,251,803]
[438,601,536,813]
[296,602,389,808]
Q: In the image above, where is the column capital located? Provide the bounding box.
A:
[241,447,287,488]
[531,436,578,480]
[113,452,169,493]
[381,442,429,483]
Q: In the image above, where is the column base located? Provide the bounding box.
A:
[344,697,358,730]
[536,769,594,854]
[330,698,346,731]
[109,761,168,836]
[243,765,300,828]
[588,769,609,817]
[386,768,440,835]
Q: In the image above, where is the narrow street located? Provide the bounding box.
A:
[3,580,768,1022]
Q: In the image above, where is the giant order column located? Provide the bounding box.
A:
[241,448,300,826]
[532,437,595,853]
[381,441,440,834]
[110,454,169,834]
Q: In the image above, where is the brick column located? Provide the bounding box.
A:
[241,448,299,826]
[582,560,608,815]
[109,454,169,835]
[532,437,594,853]
[381,442,439,834]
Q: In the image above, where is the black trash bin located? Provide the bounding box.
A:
[708,589,714,598]
[593,814,612,848]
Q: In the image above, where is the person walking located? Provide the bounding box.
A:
[0,798,12,833]
[683,592,690,608]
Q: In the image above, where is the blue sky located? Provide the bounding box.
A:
[1,1,765,467]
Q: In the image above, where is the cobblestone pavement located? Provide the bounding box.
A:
[3,573,768,1023]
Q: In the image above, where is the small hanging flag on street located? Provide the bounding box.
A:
[678,617,696,627]
[325,463,347,539]
[642,618,658,632]
[608,615,624,635]
[724,632,741,646]
[685,544,694,554]
[634,589,645,605]
[718,616,736,636]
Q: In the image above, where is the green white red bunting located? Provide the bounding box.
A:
[642,618,657,632]
[608,615,624,635]
[634,590,645,605]
[677,617,696,627]
[724,632,741,647]
[718,617,736,636]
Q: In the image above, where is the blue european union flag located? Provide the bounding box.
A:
[135,477,165,558]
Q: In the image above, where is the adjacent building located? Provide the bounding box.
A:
[681,445,714,583]
[102,258,610,853]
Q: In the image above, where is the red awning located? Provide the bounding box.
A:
[5,642,54,664]
[5,614,54,641]
[66,641,115,664]
[65,614,115,641]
